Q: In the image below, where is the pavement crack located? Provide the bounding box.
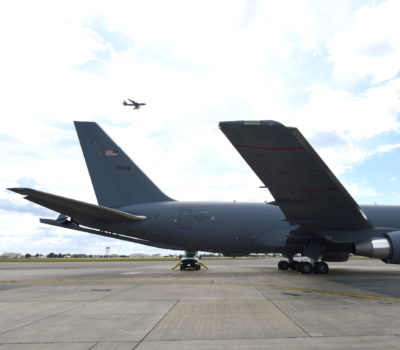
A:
[0,302,89,337]
[88,341,99,349]
[133,299,179,350]
[0,283,136,337]
[257,287,312,338]
[244,277,313,338]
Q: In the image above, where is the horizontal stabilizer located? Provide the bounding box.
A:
[7,188,146,224]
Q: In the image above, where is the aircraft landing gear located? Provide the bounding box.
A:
[288,259,299,271]
[278,256,300,271]
[297,261,329,274]
[277,259,329,274]
[297,261,313,274]
[314,261,329,274]
[278,260,290,270]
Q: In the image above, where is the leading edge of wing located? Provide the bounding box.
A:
[219,120,372,230]
[8,188,146,223]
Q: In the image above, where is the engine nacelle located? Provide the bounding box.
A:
[383,231,400,264]
[354,230,400,264]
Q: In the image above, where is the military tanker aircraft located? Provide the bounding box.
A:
[8,120,400,274]
[122,99,146,109]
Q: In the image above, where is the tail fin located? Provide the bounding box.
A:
[74,121,172,208]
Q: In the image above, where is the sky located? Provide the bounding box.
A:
[1,0,400,256]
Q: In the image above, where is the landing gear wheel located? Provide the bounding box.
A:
[298,261,313,274]
[314,261,329,274]
[289,261,299,270]
[278,260,290,270]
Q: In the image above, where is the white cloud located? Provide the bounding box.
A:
[375,143,400,154]
[297,78,400,140]
[345,182,377,198]
[329,0,400,83]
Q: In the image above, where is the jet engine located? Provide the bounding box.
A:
[354,230,400,264]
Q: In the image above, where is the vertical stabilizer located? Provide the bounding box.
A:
[74,121,172,208]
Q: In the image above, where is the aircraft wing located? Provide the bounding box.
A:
[219,120,372,230]
[7,188,146,223]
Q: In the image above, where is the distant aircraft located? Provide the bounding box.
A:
[8,120,400,274]
[122,99,146,109]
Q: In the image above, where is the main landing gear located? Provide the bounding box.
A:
[278,259,329,274]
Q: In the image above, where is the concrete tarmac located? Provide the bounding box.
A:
[1,258,400,349]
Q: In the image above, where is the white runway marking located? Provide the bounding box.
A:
[121,271,141,275]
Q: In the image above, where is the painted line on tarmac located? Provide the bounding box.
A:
[1,278,399,303]
[252,284,400,303]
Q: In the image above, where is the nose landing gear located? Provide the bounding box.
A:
[172,251,209,271]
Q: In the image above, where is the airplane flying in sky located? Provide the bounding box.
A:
[8,120,400,274]
[122,99,146,109]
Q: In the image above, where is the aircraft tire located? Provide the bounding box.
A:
[298,261,313,274]
[278,260,290,270]
[289,261,299,270]
[314,261,329,274]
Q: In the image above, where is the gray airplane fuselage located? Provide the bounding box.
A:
[92,201,400,255]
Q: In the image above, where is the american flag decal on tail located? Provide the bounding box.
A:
[105,150,118,156]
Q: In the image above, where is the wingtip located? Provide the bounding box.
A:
[6,187,30,195]
[219,120,284,128]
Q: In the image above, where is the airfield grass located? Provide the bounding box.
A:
[0,257,177,263]
[0,256,268,263]
[0,256,374,263]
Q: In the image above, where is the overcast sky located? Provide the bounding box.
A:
[1,0,400,255]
